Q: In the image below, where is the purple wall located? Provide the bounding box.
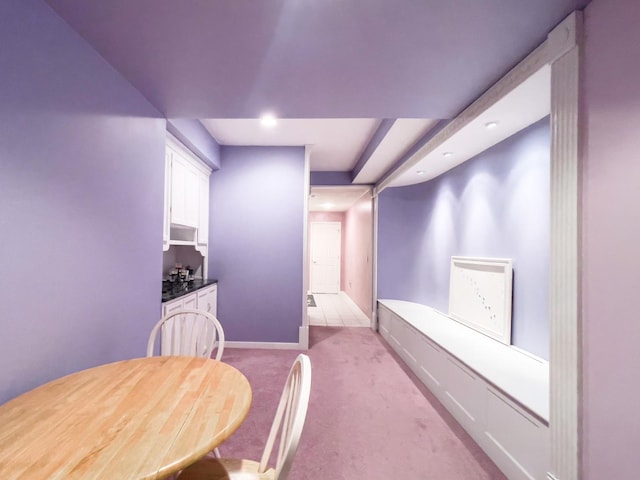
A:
[310,171,352,186]
[208,146,305,343]
[0,0,165,404]
[582,0,640,476]
[377,118,550,359]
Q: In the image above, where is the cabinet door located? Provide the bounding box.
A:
[170,150,186,226]
[484,387,550,480]
[395,320,420,371]
[415,335,445,393]
[197,285,218,318]
[170,153,199,228]
[378,305,392,341]
[160,294,197,355]
[163,149,172,250]
[160,298,184,354]
[183,293,197,310]
[163,297,184,317]
[441,355,485,432]
[197,174,209,245]
[183,161,199,228]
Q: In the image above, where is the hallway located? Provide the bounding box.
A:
[308,292,370,327]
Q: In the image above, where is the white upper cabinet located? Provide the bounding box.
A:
[197,174,209,246]
[169,149,200,228]
[164,134,212,249]
[163,149,172,250]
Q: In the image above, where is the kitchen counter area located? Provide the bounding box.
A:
[162,278,218,303]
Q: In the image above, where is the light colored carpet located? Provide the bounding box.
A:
[218,326,506,480]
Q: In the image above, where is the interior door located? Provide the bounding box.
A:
[310,222,341,293]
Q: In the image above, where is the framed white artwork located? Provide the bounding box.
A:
[448,256,513,345]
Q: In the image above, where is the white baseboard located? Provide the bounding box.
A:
[225,324,308,351]
[225,341,302,350]
[339,291,372,324]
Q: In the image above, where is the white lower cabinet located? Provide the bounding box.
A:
[394,319,420,370]
[482,388,549,480]
[377,303,549,480]
[159,293,196,355]
[162,285,218,318]
[441,356,485,433]
[159,285,218,356]
[415,335,445,393]
[378,305,392,342]
[162,292,197,317]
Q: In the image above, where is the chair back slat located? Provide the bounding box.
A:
[147,309,225,360]
[258,354,312,480]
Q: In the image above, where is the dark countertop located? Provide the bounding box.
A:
[162,278,217,303]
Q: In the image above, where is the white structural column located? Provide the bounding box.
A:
[548,15,582,480]
[300,145,312,350]
[371,194,379,331]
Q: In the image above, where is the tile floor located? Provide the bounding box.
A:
[308,292,371,327]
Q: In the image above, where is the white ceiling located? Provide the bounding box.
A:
[389,66,551,187]
[309,186,371,212]
[201,118,381,172]
[202,117,442,178]
[353,119,440,184]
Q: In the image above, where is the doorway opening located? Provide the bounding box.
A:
[307,185,373,327]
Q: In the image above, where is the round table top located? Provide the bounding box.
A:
[0,356,252,480]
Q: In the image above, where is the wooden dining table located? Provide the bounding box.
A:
[0,356,252,479]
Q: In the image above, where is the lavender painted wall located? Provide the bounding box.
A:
[344,194,374,316]
[310,171,352,186]
[377,118,550,359]
[0,0,165,404]
[208,146,305,343]
[582,0,640,476]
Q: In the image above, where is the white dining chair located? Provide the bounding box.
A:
[176,353,312,480]
[147,309,225,360]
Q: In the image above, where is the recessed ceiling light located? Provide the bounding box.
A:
[260,113,278,127]
[321,202,334,209]
[443,152,453,157]
[416,170,425,176]
[485,121,499,129]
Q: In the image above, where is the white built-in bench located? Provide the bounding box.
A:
[378,299,550,480]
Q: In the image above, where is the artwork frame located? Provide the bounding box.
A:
[448,256,513,345]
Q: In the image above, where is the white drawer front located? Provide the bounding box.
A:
[414,335,445,392]
[483,388,549,480]
[442,356,484,431]
[378,305,392,340]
